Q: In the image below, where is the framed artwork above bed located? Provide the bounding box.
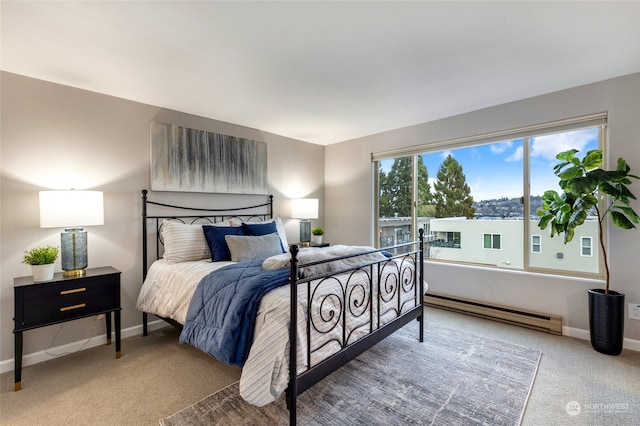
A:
[150,121,268,194]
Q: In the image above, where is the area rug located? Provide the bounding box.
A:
[160,322,541,425]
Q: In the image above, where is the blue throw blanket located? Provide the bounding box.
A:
[179,259,290,367]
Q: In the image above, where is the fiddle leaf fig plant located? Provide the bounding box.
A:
[537,149,639,294]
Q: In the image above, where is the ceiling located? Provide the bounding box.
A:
[2,1,640,146]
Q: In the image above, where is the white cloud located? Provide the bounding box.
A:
[506,145,523,162]
[428,177,437,191]
[531,128,596,161]
[490,141,512,154]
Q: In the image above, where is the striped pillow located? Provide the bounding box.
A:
[161,220,229,264]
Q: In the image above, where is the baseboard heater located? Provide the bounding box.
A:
[424,292,562,335]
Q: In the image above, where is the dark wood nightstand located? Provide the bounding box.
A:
[13,266,121,391]
[297,242,330,248]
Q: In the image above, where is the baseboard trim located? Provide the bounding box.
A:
[425,292,562,335]
[0,318,167,374]
[562,325,640,352]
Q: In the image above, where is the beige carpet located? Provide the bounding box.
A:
[161,322,541,425]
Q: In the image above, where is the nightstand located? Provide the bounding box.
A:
[13,266,121,391]
[297,242,330,248]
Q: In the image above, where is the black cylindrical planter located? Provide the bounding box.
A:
[588,289,625,356]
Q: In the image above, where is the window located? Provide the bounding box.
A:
[531,235,541,253]
[447,232,461,248]
[483,233,501,250]
[581,237,593,257]
[374,114,605,278]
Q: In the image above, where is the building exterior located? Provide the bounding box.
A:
[380,217,600,275]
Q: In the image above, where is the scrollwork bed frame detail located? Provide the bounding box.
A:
[286,231,424,424]
[140,189,424,425]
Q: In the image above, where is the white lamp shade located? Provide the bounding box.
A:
[291,198,319,219]
[39,190,104,228]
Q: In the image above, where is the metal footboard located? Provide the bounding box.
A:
[287,229,425,424]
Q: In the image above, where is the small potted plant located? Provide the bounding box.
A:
[537,149,639,355]
[311,227,325,245]
[23,245,59,282]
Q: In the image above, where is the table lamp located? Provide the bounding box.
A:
[39,190,104,277]
[292,198,318,246]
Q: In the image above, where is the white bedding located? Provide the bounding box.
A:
[135,248,423,406]
[136,259,233,324]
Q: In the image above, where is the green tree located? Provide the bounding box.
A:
[379,164,392,216]
[433,154,475,218]
[379,156,431,217]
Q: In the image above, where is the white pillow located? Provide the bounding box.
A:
[161,219,233,264]
[242,216,289,251]
[225,233,284,262]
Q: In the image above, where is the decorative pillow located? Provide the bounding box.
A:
[242,216,288,252]
[161,220,210,264]
[202,225,246,261]
[225,233,285,262]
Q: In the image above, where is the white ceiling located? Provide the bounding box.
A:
[2,1,640,145]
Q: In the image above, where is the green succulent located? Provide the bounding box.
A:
[22,245,59,265]
[311,227,325,236]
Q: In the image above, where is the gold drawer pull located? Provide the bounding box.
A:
[60,303,86,312]
[60,288,86,295]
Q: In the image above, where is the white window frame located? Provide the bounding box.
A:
[531,235,541,253]
[581,237,593,257]
[372,113,606,279]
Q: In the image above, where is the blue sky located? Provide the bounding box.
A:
[382,127,599,201]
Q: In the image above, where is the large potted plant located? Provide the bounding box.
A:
[23,245,59,282]
[537,149,639,355]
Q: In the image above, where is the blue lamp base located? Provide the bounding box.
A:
[61,227,88,277]
[299,219,311,245]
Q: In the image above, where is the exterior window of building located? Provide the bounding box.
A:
[374,114,605,279]
[483,233,501,250]
[581,237,593,257]
[447,232,461,248]
[531,235,541,253]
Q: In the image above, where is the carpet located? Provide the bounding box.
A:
[160,322,541,425]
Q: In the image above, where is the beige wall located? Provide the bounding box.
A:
[325,73,640,344]
[0,72,324,367]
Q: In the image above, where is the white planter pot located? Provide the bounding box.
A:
[32,264,55,282]
[311,235,323,245]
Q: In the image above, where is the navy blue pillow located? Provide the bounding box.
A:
[202,225,245,261]
[241,222,285,253]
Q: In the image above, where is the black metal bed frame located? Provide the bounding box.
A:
[140,189,424,425]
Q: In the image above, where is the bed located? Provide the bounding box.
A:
[136,189,425,424]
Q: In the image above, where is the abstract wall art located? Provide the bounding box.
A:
[150,121,268,194]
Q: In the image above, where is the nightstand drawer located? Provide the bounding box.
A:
[15,273,119,329]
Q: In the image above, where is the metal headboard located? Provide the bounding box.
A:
[141,189,273,280]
